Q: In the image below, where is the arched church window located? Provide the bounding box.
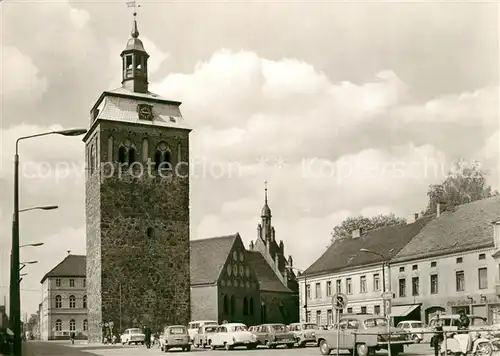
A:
[90,145,95,175]
[128,147,136,165]
[154,142,171,172]
[154,150,163,171]
[249,297,254,315]
[230,296,235,316]
[107,136,114,162]
[223,295,229,315]
[243,297,248,315]
[164,151,171,164]
[118,146,127,164]
[177,142,182,163]
[142,138,148,162]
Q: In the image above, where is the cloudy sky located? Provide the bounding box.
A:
[0,0,499,315]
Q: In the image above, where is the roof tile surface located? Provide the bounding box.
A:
[304,217,432,276]
[190,235,237,285]
[246,251,292,293]
[40,255,86,283]
[393,196,500,262]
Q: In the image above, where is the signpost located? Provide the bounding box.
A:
[332,293,348,356]
[381,292,392,356]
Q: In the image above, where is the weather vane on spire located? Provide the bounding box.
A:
[126,0,141,16]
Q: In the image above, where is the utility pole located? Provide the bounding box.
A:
[119,283,122,332]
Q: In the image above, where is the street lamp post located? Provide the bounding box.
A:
[11,128,86,356]
[9,207,52,332]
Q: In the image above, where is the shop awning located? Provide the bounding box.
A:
[390,304,420,317]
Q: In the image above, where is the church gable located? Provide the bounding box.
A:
[218,235,260,289]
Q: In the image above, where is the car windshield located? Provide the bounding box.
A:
[169,327,186,335]
[205,327,217,333]
[231,325,247,332]
[206,322,218,325]
[304,324,318,330]
[364,318,388,328]
[129,328,142,334]
[411,322,425,328]
[271,325,286,332]
[471,317,487,326]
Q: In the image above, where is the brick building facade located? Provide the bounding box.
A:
[84,15,191,342]
[190,187,299,325]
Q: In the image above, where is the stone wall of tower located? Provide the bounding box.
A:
[85,119,190,342]
[85,129,103,343]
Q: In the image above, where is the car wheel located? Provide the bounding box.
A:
[412,334,420,343]
[298,341,306,348]
[128,341,131,345]
[287,343,294,349]
[186,345,191,352]
[476,342,493,356]
[160,346,164,351]
[319,340,331,355]
[210,344,216,350]
[357,343,369,356]
[224,342,232,350]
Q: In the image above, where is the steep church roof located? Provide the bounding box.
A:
[304,217,432,277]
[246,251,292,293]
[40,254,86,284]
[393,196,500,262]
[190,234,238,286]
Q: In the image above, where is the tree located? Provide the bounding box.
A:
[425,159,498,215]
[26,313,38,333]
[330,213,407,243]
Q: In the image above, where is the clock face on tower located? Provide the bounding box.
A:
[137,104,153,120]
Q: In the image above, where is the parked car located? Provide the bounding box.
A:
[288,322,319,347]
[252,323,295,348]
[193,325,218,348]
[160,325,191,352]
[120,328,145,345]
[428,315,489,333]
[210,323,257,350]
[187,320,218,342]
[315,314,413,356]
[396,320,429,343]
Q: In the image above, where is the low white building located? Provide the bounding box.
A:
[299,216,430,326]
[39,254,88,340]
[390,197,500,324]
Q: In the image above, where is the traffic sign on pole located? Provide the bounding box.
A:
[385,299,392,315]
[381,292,393,300]
[332,293,348,310]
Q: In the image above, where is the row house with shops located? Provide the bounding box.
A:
[390,196,500,324]
[300,215,431,326]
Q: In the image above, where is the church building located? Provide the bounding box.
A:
[83,10,191,342]
[190,185,299,324]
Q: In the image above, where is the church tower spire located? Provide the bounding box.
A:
[121,1,149,93]
[261,180,271,219]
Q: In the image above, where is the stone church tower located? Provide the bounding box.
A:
[84,13,191,342]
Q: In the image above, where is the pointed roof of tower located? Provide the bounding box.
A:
[261,180,271,217]
[122,6,148,55]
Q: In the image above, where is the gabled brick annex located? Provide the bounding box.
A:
[190,186,299,325]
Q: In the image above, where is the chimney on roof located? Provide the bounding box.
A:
[415,213,419,220]
[352,229,361,238]
[249,240,254,250]
[437,203,441,218]
[67,250,71,255]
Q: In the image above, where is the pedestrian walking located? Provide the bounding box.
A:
[70,331,75,344]
[143,325,151,349]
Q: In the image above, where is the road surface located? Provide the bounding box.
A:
[19,341,434,356]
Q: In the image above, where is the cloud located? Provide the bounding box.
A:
[0,43,497,316]
[0,46,48,101]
